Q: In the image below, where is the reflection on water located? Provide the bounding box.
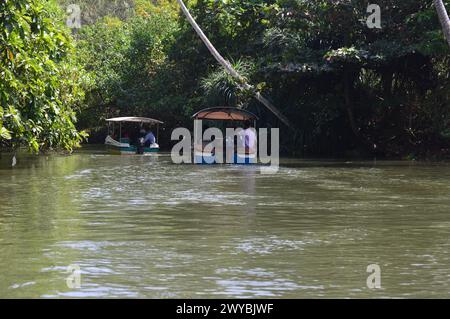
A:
[1,150,450,298]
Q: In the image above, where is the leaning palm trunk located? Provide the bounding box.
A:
[175,0,294,130]
[434,0,450,47]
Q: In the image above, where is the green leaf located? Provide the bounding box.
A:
[0,127,12,140]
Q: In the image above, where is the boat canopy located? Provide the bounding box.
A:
[106,117,164,124]
[192,107,258,121]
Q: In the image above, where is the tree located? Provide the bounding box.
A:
[65,0,449,158]
[0,0,87,152]
[434,0,450,46]
[75,8,180,134]
[227,0,449,156]
[175,0,294,130]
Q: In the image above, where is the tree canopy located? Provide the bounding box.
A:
[1,0,87,152]
[1,0,449,158]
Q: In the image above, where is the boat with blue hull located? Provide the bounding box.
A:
[192,107,258,165]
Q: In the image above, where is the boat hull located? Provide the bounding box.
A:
[107,145,159,155]
[194,152,257,165]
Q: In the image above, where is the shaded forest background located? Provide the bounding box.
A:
[1,0,450,159]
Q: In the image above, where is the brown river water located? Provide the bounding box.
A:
[0,148,450,298]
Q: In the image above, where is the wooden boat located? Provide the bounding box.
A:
[105,117,163,155]
[192,107,258,164]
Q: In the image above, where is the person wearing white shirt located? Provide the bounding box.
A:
[239,120,257,154]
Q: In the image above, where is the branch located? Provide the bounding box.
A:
[434,0,450,47]
[176,0,295,130]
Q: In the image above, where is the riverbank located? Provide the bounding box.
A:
[2,144,450,170]
[2,146,450,173]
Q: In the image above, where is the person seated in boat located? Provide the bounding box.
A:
[143,129,156,147]
[132,128,146,146]
[138,128,146,141]
[239,120,257,154]
[132,128,146,154]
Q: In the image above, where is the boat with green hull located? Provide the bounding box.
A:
[105,117,163,155]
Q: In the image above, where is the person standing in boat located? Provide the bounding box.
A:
[239,120,257,154]
[135,128,146,154]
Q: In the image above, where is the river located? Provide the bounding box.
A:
[0,149,449,298]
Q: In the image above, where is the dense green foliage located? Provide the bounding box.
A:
[0,0,87,152]
[2,0,449,157]
[74,0,450,158]
[171,0,450,157]
[76,13,179,134]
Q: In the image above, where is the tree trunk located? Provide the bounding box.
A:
[434,0,450,47]
[175,0,295,130]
